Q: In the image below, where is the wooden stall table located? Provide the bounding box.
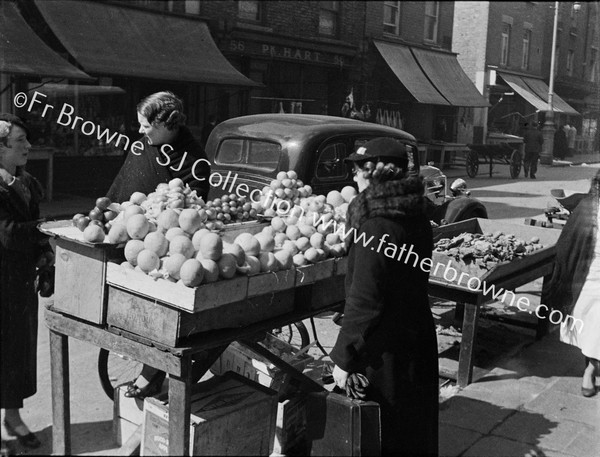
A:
[429,218,561,388]
[422,142,471,169]
[45,300,342,456]
[29,147,55,201]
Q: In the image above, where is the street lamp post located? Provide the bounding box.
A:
[541,1,560,165]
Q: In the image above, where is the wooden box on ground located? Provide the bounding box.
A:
[141,372,277,456]
[273,394,307,455]
[114,383,169,446]
[304,391,381,456]
[431,218,561,289]
[209,333,313,396]
[39,220,121,324]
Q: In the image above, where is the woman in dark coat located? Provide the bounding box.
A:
[0,114,51,449]
[106,91,210,203]
[330,137,438,456]
[553,125,569,160]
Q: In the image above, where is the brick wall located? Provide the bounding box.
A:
[452,1,489,83]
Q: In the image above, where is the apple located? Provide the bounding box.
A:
[76,216,91,231]
[89,207,104,221]
[72,213,85,227]
[95,196,112,211]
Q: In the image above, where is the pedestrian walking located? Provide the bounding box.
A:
[553,124,568,160]
[522,123,543,179]
[543,169,600,397]
[106,91,211,203]
[567,124,577,157]
[1,114,53,451]
[330,137,438,456]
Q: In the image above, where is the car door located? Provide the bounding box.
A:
[309,136,354,196]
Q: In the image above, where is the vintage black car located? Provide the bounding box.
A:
[205,114,487,224]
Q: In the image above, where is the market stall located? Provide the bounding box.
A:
[429,218,561,387]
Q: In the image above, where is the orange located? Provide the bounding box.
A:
[165,227,189,242]
[274,250,293,270]
[126,214,150,240]
[120,261,134,270]
[259,252,278,272]
[223,242,246,267]
[124,204,145,220]
[281,240,299,255]
[341,186,357,203]
[255,232,275,252]
[107,223,129,244]
[124,239,145,266]
[143,231,169,257]
[162,253,188,280]
[234,233,261,257]
[179,259,204,287]
[310,233,325,249]
[295,237,311,252]
[285,225,301,241]
[83,224,105,243]
[191,228,211,250]
[293,253,307,267]
[304,247,319,263]
[244,255,261,275]
[326,190,345,207]
[199,233,223,261]
[169,235,195,259]
[137,249,160,273]
[129,192,147,205]
[157,208,180,231]
[179,208,203,234]
[198,258,219,283]
[271,216,287,233]
[298,224,316,238]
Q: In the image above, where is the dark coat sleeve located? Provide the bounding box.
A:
[330,219,398,373]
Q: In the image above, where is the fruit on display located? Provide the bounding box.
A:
[434,231,545,269]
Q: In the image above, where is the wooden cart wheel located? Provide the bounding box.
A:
[509,149,522,179]
[466,149,479,178]
[98,348,143,401]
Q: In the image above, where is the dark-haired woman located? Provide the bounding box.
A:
[1,114,52,450]
[106,91,210,203]
[544,170,600,397]
[330,137,438,456]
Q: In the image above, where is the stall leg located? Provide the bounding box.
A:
[457,299,482,388]
[49,329,70,455]
[536,274,552,339]
[168,359,192,456]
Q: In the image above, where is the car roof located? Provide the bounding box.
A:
[209,114,416,145]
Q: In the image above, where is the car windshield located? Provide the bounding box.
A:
[215,138,281,172]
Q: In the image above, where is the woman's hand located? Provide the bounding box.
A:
[332,365,349,389]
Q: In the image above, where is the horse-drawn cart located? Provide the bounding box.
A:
[465,143,523,179]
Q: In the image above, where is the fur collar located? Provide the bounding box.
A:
[346,178,428,240]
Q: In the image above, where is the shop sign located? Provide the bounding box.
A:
[228,39,348,67]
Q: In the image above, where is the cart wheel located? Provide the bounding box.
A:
[509,150,522,179]
[269,321,311,350]
[98,348,143,401]
[466,150,479,178]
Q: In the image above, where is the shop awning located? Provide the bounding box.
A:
[33,0,259,87]
[410,48,489,107]
[28,83,126,97]
[374,41,449,105]
[498,72,579,115]
[0,2,93,80]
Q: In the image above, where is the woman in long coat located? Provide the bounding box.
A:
[0,114,50,449]
[331,137,438,456]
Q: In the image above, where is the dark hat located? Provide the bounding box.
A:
[345,137,409,168]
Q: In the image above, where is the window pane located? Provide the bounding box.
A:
[247,141,280,171]
[383,5,397,24]
[316,143,347,179]
[319,10,336,35]
[216,139,244,164]
[239,0,259,21]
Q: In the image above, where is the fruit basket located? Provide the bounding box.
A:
[431,218,561,289]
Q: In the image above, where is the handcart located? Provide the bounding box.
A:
[465,143,523,179]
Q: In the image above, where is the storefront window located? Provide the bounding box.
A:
[319,1,339,37]
[383,1,400,35]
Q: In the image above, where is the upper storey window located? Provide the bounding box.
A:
[383,1,400,35]
[424,1,439,43]
[319,1,339,37]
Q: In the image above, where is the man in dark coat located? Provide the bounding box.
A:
[522,122,544,178]
[106,91,210,203]
[553,124,569,160]
[330,138,438,456]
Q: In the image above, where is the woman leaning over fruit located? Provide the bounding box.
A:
[330,137,438,456]
[0,114,53,451]
[106,91,211,203]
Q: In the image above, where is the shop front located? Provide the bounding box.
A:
[219,30,357,117]
[9,0,259,197]
[366,40,489,168]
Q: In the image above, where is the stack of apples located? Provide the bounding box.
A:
[258,170,313,218]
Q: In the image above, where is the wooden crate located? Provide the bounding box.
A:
[141,372,277,456]
[106,286,296,347]
[295,258,335,286]
[273,394,307,455]
[247,268,296,298]
[39,220,121,324]
[431,218,561,288]
[106,262,249,313]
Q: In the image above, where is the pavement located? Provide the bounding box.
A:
[4,152,598,456]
